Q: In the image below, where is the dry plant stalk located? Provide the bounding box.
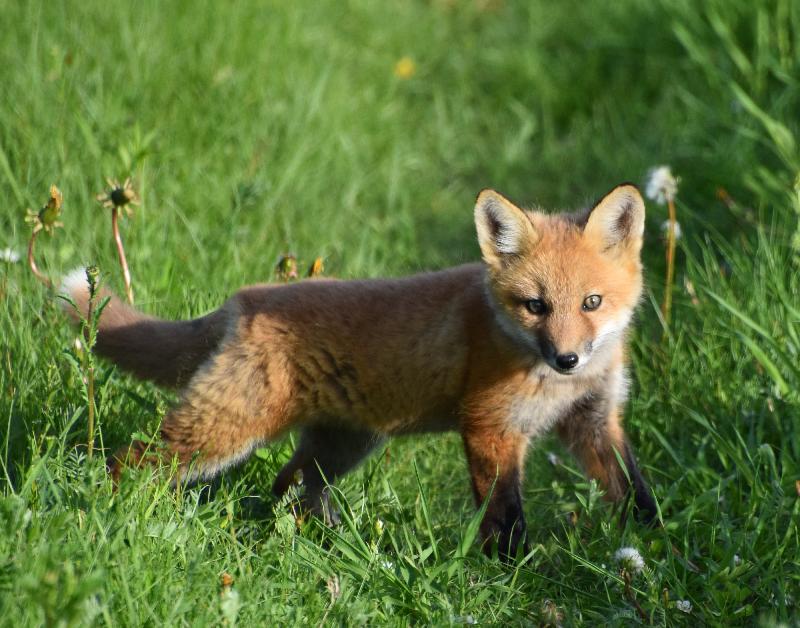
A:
[645,166,679,335]
[662,196,677,327]
[97,177,139,304]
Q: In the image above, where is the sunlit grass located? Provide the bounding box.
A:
[1,0,798,624]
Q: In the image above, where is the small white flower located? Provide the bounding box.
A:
[380,559,394,569]
[676,599,692,613]
[660,219,682,240]
[219,588,241,624]
[646,165,678,204]
[733,554,741,567]
[0,247,20,263]
[614,547,645,575]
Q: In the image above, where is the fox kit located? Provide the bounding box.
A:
[62,184,657,558]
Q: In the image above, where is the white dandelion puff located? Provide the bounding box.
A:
[614,547,645,575]
[676,599,692,613]
[0,247,20,263]
[646,166,679,204]
[660,219,682,240]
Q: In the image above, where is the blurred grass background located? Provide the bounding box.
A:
[1,0,798,625]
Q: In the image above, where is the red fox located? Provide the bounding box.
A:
[61,184,658,559]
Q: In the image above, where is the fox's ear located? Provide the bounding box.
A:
[474,189,537,267]
[584,184,645,254]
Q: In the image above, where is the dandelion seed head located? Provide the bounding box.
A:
[449,615,477,625]
[660,219,682,240]
[0,247,20,263]
[613,546,645,575]
[646,166,678,205]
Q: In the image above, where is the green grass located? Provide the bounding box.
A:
[1,0,799,625]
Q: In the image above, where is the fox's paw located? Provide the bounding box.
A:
[106,440,155,484]
[481,518,530,563]
[304,489,342,527]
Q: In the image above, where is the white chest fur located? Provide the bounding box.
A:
[507,370,590,438]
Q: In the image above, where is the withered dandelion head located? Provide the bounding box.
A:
[307,257,324,278]
[276,254,299,281]
[97,177,139,215]
[540,599,565,627]
[394,56,416,80]
[220,573,234,590]
[25,184,64,234]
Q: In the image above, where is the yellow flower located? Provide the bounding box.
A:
[394,56,416,80]
[96,177,139,215]
[307,257,324,277]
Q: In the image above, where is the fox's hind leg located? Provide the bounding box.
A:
[272,424,383,525]
[557,397,658,525]
[109,343,295,484]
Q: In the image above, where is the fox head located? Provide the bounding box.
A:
[475,184,645,375]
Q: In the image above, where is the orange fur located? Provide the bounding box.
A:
[61,184,658,557]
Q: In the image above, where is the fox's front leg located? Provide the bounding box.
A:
[461,424,530,561]
[558,397,658,525]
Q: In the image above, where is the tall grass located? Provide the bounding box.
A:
[1,0,798,624]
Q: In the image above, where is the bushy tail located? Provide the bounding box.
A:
[59,269,229,387]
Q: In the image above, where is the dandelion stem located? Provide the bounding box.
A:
[26,230,52,288]
[661,198,677,333]
[623,572,649,623]
[112,207,134,304]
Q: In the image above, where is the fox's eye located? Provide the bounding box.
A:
[525,298,547,315]
[583,294,602,311]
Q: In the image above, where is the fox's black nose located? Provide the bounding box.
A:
[555,353,579,370]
